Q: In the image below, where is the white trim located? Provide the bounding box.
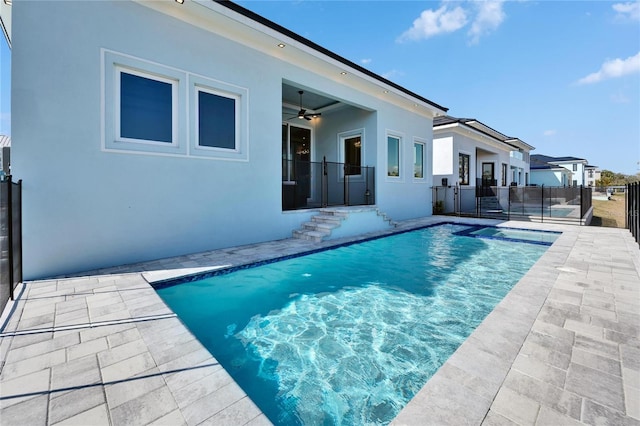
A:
[101,49,249,161]
[413,137,427,182]
[337,128,365,181]
[114,66,180,147]
[385,130,404,182]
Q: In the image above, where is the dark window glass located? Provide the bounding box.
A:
[198,91,236,150]
[502,163,508,186]
[414,143,424,178]
[459,153,470,185]
[120,72,172,143]
[345,136,362,175]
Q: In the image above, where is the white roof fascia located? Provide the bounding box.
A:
[437,123,511,152]
[136,0,446,118]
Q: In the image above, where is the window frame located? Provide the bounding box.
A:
[413,140,426,180]
[459,152,470,185]
[116,67,178,146]
[194,85,241,153]
[386,133,402,180]
[102,49,248,161]
[338,129,365,181]
[501,163,508,186]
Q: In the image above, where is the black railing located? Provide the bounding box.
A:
[627,182,639,247]
[0,176,23,313]
[433,184,592,224]
[282,158,375,210]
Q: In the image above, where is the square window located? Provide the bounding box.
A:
[120,72,173,143]
[197,89,236,150]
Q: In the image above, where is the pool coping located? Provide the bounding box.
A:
[0,216,638,425]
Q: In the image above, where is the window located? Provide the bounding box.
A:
[196,88,237,150]
[501,163,508,186]
[119,71,174,143]
[387,136,401,177]
[103,49,248,160]
[459,153,470,185]
[414,142,424,178]
[344,136,362,175]
[572,164,577,171]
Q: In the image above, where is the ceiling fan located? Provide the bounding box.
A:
[292,90,321,121]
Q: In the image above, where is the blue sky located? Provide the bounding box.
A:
[235,0,640,175]
[1,1,638,174]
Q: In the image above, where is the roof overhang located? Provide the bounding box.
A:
[504,138,534,152]
[434,121,512,152]
[0,0,10,48]
[135,0,448,118]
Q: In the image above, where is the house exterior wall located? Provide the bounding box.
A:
[530,170,569,186]
[432,129,511,187]
[557,162,585,186]
[12,1,439,278]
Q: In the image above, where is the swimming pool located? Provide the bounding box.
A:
[155,223,553,425]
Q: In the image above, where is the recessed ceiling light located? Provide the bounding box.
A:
[384,90,389,94]
[277,43,285,48]
[175,0,184,3]
[340,71,348,75]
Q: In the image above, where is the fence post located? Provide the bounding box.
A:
[6,175,14,300]
[541,185,544,223]
[322,157,327,207]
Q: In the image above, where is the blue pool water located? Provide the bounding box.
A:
[156,224,552,425]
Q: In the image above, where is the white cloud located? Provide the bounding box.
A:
[468,1,506,45]
[360,58,372,65]
[397,5,467,42]
[613,2,640,20]
[382,69,404,80]
[543,130,556,137]
[577,52,640,85]
[398,1,507,44]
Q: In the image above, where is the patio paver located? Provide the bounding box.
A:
[1,216,638,425]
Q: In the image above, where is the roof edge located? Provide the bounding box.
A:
[215,1,448,113]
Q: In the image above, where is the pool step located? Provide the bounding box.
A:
[293,207,396,242]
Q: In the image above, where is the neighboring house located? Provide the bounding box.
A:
[0,135,9,177]
[5,1,448,278]
[432,116,533,189]
[530,155,589,187]
[585,165,600,187]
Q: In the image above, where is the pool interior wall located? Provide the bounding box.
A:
[154,223,557,425]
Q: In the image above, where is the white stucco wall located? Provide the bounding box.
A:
[530,170,568,186]
[12,1,439,278]
[432,130,511,188]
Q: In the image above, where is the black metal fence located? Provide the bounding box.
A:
[433,185,592,224]
[0,176,22,313]
[627,182,639,246]
[283,158,375,210]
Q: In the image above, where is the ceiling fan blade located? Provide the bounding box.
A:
[304,116,312,121]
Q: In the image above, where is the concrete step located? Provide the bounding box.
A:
[303,221,341,232]
[292,206,395,242]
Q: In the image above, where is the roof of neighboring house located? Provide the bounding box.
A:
[0,135,10,148]
[530,154,587,171]
[216,1,448,113]
[433,115,534,151]
[532,154,588,165]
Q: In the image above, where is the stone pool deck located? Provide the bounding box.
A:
[0,217,638,425]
